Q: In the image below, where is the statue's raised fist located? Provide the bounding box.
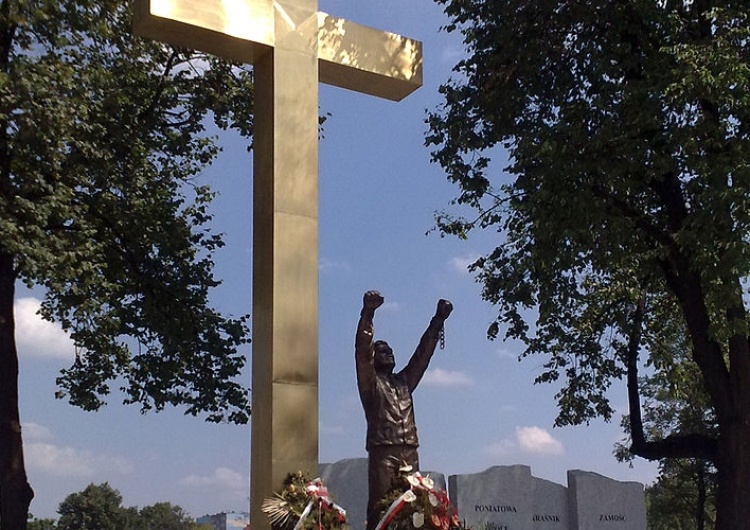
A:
[363,290,385,310]
[436,299,453,320]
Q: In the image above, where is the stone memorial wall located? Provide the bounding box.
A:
[318,459,645,530]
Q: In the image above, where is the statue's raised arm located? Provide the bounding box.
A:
[355,290,386,397]
[400,298,453,392]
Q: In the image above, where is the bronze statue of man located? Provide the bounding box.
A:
[355,290,453,530]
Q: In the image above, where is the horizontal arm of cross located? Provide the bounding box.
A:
[317,14,422,101]
[133,0,423,101]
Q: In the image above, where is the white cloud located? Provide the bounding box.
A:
[180,467,247,491]
[449,254,479,275]
[440,45,465,66]
[422,368,473,387]
[24,422,52,442]
[26,442,133,477]
[380,301,400,312]
[14,297,75,360]
[482,426,564,459]
[320,423,345,436]
[319,257,351,274]
[515,426,564,456]
[495,346,518,360]
[24,422,132,478]
[482,440,515,458]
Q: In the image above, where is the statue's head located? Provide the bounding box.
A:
[374,340,395,374]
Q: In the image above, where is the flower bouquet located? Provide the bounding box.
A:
[262,472,348,530]
[373,465,468,530]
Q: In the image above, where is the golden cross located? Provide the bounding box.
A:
[133,1,422,527]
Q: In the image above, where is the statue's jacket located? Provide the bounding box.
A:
[356,310,444,450]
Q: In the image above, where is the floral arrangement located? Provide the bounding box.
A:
[262,472,348,530]
[373,465,467,530]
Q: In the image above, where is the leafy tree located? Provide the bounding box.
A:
[645,459,716,530]
[427,1,750,528]
[124,506,141,530]
[136,502,199,530]
[55,485,207,530]
[25,491,211,530]
[56,483,128,530]
[0,1,254,528]
[26,516,57,530]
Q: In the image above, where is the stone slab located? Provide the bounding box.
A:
[567,470,646,530]
[531,477,568,529]
[320,458,369,530]
[449,465,534,530]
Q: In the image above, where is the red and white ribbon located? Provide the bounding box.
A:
[374,490,417,530]
[292,478,347,530]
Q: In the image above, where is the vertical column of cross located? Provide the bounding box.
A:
[251,3,320,529]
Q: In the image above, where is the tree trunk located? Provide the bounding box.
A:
[0,250,33,530]
[714,418,750,530]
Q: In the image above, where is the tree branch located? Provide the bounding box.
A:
[137,47,180,122]
[650,171,733,422]
[626,294,719,461]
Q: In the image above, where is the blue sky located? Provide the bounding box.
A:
[18,0,658,520]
